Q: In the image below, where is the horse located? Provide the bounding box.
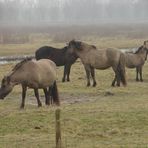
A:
[67,40,127,87]
[0,58,60,108]
[35,46,78,82]
[112,40,148,85]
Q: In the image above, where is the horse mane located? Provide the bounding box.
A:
[91,45,97,49]
[62,46,68,52]
[12,58,32,71]
[134,46,143,54]
[81,42,97,50]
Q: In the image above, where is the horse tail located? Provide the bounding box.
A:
[51,81,60,106]
[117,53,127,86]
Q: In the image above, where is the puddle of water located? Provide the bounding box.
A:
[0,48,138,65]
[0,55,34,65]
[0,60,20,65]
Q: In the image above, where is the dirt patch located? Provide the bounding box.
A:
[60,93,98,105]
[26,92,99,107]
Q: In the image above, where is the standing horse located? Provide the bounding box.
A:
[112,40,148,85]
[126,41,148,81]
[35,46,78,82]
[67,40,127,87]
[0,58,60,108]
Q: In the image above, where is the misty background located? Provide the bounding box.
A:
[0,0,148,25]
[0,0,148,45]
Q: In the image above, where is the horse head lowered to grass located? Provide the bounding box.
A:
[0,58,60,108]
[67,40,127,87]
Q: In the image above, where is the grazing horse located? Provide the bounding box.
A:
[67,40,127,87]
[0,58,60,108]
[35,46,78,82]
[112,40,148,85]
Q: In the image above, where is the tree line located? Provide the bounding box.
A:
[0,0,148,24]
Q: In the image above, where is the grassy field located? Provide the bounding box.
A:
[0,25,148,147]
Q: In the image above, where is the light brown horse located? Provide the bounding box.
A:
[0,58,60,108]
[112,40,148,85]
[126,41,148,81]
[68,40,127,87]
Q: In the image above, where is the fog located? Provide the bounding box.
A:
[0,0,148,25]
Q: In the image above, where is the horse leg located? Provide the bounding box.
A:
[62,66,66,82]
[34,89,42,107]
[112,66,120,87]
[84,65,91,87]
[140,66,143,82]
[62,65,66,82]
[136,67,139,81]
[43,88,50,105]
[48,86,52,105]
[62,64,71,82]
[111,76,117,87]
[66,64,71,82]
[90,66,97,87]
[116,72,121,87]
[20,85,27,109]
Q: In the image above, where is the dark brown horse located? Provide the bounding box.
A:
[0,58,60,108]
[112,40,148,85]
[68,40,127,87]
[35,46,78,82]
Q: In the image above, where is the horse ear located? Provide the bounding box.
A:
[75,42,82,50]
[144,40,148,48]
[1,76,10,85]
[144,41,146,48]
[144,41,147,49]
[2,77,6,84]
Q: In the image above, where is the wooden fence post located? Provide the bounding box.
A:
[55,108,62,148]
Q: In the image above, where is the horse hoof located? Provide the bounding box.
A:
[87,83,90,87]
[92,82,97,87]
[62,79,65,82]
[20,105,24,109]
[45,102,50,105]
[111,84,115,87]
[20,106,24,109]
[38,103,42,107]
[140,79,143,82]
[136,79,139,82]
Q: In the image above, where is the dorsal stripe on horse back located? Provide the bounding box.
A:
[12,57,32,71]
